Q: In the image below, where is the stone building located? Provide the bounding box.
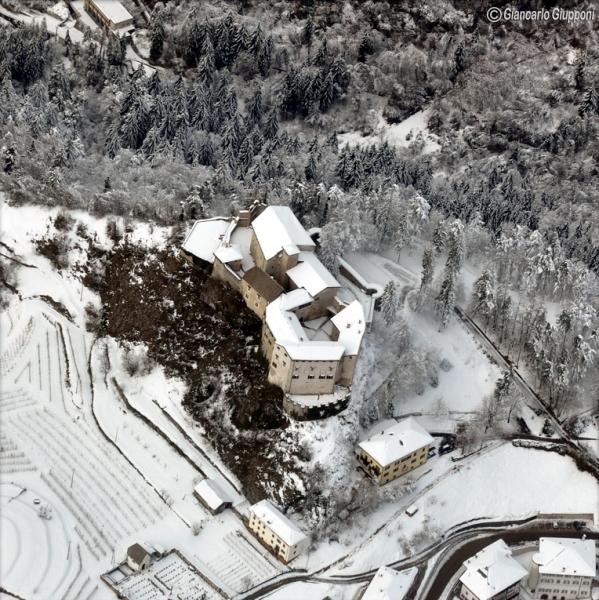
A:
[181,205,366,414]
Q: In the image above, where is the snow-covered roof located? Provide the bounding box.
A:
[214,244,243,264]
[331,300,365,355]
[266,293,345,362]
[358,418,433,467]
[534,538,596,577]
[182,218,232,263]
[284,341,344,361]
[279,288,313,310]
[287,251,340,297]
[89,0,133,25]
[265,295,308,343]
[252,206,315,261]
[193,479,230,512]
[459,540,527,600]
[362,567,416,600]
[250,500,307,547]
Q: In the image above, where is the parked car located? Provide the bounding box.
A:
[573,521,586,531]
[428,447,437,458]
[439,444,454,456]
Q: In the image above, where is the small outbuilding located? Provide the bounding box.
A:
[126,543,151,572]
[193,479,232,515]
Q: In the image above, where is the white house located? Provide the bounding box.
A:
[459,540,527,600]
[362,566,417,600]
[193,479,231,515]
[248,500,308,563]
[357,418,434,484]
[527,537,596,600]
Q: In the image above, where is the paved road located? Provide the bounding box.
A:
[241,517,594,599]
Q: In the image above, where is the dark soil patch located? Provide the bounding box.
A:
[98,244,308,504]
[32,294,73,322]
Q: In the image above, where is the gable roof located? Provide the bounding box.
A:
[331,300,365,355]
[194,479,230,512]
[362,566,417,600]
[182,218,232,263]
[252,206,315,261]
[534,537,596,577]
[287,251,340,297]
[90,0,133,25]
[459,540,527,600]
[243,267,284,302]
[250,500,307,547]
[127,543,150,564]
[358,418,433,467]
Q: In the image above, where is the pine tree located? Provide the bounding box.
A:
[2,133,16,174]
[305,153,318,182]
[420,246,434,290]
[435,271,456,329]
[381,281,399,326]
[263,108,278,139]
[149,9,165,63]
[578,87,598,118]
[574,57,586,91]
[470,269,495,323]
[247,87,263,128]
[302,17,315,48]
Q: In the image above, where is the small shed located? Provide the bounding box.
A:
[126,543,151,572]
[193,479,232,515]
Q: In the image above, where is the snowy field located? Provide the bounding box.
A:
[338,109,441,155]
[329,443,598,575]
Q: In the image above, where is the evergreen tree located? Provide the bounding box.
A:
[420,246,434,290]
[435,271,456,328]
[264,108,278,139]
[381,281,399,326]
[302,17,315,48]
[470,269,495,323]
[358,32,374,63]
[578,87,598,118]
[2,133,16,174]
[247,87,263,127]
[574,56,586,91]
[149,9,165,63]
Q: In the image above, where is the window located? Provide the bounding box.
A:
[272,362,278,369]
[308,375,315,379]
[292,375,299,379]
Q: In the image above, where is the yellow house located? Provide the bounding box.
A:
[357,418,434,484]
[248,500,308,564]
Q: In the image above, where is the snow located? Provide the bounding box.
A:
[459,540,527,600]
[333,444,598,575]
[88,0,133,26]
[331,300,366,355]
[193,479,229,513]
[251,206,315,261]
[278,288,312,310]
[214,244,243,264]
[182,218,232,263]
[70,0,99,29]
[362,566,417,600]
[250,500,307,547]
[358,417,434,467]
[265,294,310,343]
[338,109,440,155]
[287,251,340,296]
[48,1,70,21]
[534,537,596,577]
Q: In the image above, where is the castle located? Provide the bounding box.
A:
[181,203,366,418]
